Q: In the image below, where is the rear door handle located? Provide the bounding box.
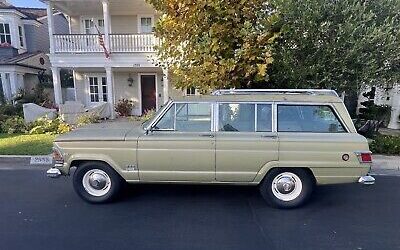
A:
[261,135,278,139]
[199,134,215,138]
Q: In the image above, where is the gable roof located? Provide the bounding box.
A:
[0,2,47,21]
[0,51,47,70]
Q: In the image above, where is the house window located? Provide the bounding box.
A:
[140,17,153,33]
[88,76,108,103]
[101,77,107,102]
[18,26,24,47]
[89,77,99,102]
[186,87,196,96]
[0,23,11,44]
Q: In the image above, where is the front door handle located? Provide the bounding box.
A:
[199,134,215,138]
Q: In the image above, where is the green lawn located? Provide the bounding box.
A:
[0,133,56,155]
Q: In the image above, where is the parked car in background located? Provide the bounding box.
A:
[47,89,375,208]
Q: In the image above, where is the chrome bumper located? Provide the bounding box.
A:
[46,168,62,178]
[358,175,375,185]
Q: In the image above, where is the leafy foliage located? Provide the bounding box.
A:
[76,114,100,127]
[146,0,280,90]
[268,0,400,91]
[1,116,27,134]
[370,135,400,155]
[14,85,51,107]
[28,117,71,135]
[115,99,134,117]
[358,89,391,123]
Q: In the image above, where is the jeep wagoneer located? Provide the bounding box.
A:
[47,89,375,208]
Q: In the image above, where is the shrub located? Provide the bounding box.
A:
[76,114,100,127]
[115,99,134,117]
[0,104,22,116]
[142,109,156,122]
[1,116,27,134]
[370,135,400,155]
[28,117,71,135]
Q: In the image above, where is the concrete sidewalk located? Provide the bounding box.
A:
[371,155,400,176]
[0,154,399,175]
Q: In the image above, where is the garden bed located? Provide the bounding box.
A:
[0,134,56,155]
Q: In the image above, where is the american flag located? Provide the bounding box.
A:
[95,24,110,59]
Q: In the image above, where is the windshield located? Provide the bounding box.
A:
[142,101,172,129]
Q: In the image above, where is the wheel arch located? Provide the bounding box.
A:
[68,154,124,177]
[254,163,316,185]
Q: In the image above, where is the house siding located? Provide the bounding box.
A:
[26,14,69,53]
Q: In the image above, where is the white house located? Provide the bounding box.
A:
[41,0,185,118]
[0,0,68,102]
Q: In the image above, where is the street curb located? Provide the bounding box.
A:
[0,155,51,158]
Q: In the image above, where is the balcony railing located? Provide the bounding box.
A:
[53,33,159,53]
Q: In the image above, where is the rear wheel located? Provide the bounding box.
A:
[259,168,314,209]
[73,162,124,203]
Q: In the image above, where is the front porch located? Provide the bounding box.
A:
[51,66,171,119]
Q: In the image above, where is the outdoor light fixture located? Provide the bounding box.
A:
[127,74,134,87]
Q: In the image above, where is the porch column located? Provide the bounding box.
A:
[102,0,111,54]
[162,68,169,104]
[51,67,63,105]
[388,84,400,129]
[8,72,17,98]
[105,67,115,119]
[1,73,11,101]
[47,1,55,54]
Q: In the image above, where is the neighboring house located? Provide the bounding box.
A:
[357,84,400,129]
[41,0,186,118]
[0,0,68,102]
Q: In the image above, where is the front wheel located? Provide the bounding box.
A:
[259,168,314,209]
[73,162,124,203]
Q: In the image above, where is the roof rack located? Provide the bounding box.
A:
[211,89,339,97]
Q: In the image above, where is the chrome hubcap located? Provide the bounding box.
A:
[82,169,111,197]
[271,172,302,201]
[276,176,296,194]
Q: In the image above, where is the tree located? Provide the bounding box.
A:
[268,0,400,92]
[146,0,280,91]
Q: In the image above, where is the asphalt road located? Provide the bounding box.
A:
[0,167,399,250]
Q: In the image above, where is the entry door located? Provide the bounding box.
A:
[141,75,156,114]
[137,102,215,182]
[215,103,279,182]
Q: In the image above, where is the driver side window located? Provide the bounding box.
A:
[154,103,212,132]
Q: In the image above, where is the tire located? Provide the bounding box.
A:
[73,161,124,203]
[259,168,314,209]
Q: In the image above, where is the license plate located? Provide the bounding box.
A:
[30,156,53,165]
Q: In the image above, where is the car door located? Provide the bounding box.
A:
[137,102,215,182]
[215,102,279,182]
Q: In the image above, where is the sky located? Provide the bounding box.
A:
[9,0,46,8]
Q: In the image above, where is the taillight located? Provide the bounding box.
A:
[355,151,372,163]
[52,147,64,165]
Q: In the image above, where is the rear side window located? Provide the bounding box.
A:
[218,103,272,132]
[278,105,346,133]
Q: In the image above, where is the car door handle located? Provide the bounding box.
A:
[199,134,215,138]
[261,135,278,139]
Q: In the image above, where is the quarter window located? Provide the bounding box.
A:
[0,23,11,44]
[277,105,346,133]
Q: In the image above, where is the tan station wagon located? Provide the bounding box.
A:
[47,89,375,208]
